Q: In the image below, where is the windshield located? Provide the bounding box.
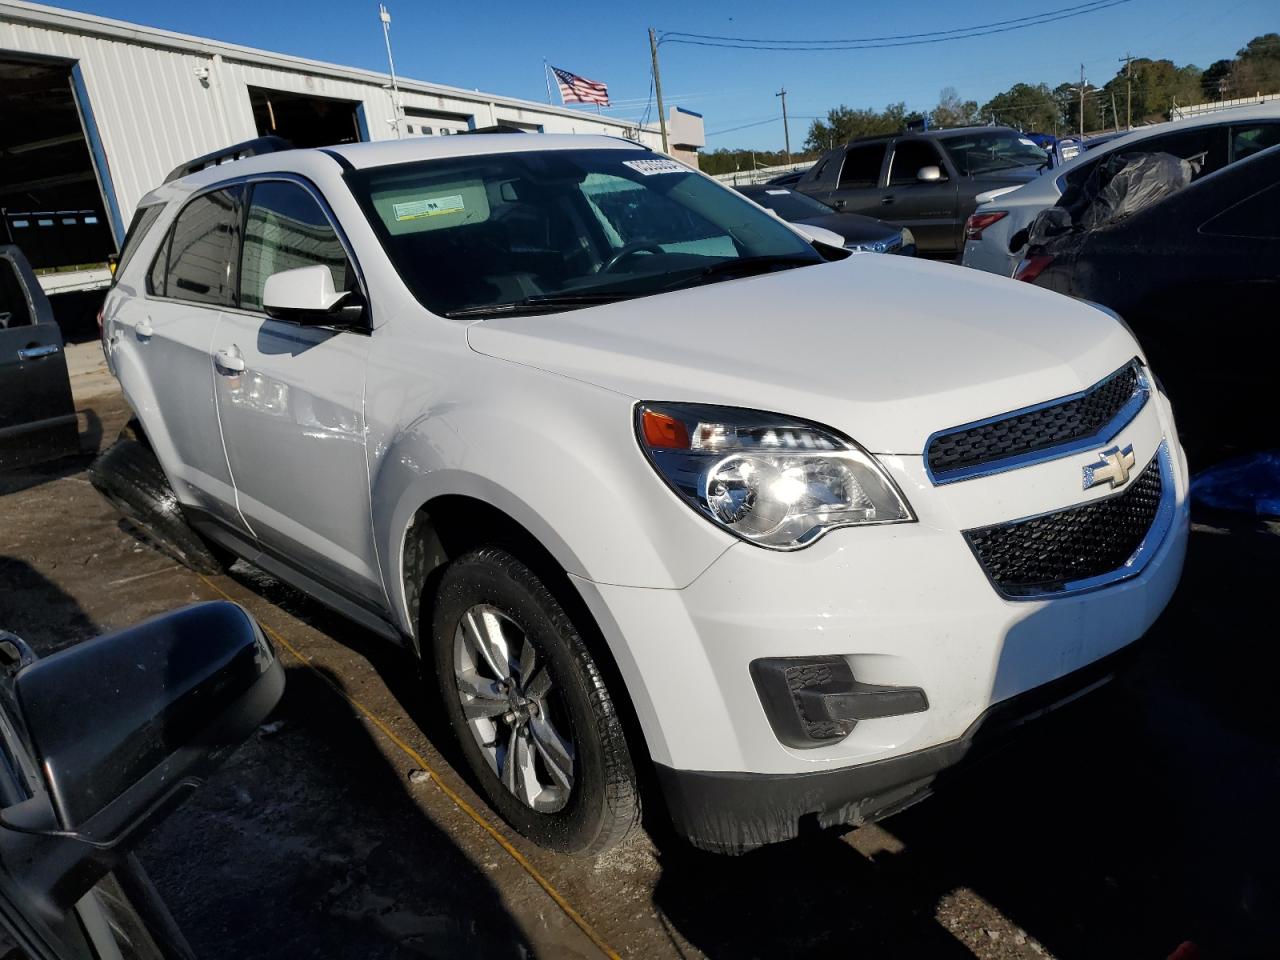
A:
[743,188,833,220]
[347,148,821,317]
[940,132,1049,175]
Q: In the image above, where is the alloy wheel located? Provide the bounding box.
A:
[453,604,575,812]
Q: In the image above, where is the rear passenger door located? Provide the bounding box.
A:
[112,187,249,533]
[211,178,380,606]
[881,139,960,253]
[823,142,889,217]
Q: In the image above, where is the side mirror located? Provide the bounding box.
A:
[789,222,845,249]
[262,264,364,328]
[1,602,283,911]
[917,165,944,183]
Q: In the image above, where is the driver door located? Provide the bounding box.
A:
[880,139,960,254]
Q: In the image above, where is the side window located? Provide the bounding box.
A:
[239,180,353,312]
[838,144,886,189]
[0,259,33,329]
[112,203,164,287]
[165,188,241,305]
[1230,123,1280,162]
[1119,127,1227,177]
[147,231,169,296]
[889,141,945,185]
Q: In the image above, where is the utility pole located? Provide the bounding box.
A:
[648,28,669,154]
[1110,90,1120,133]
[1078,63,1086,137]
[1120,52,1134,129]
[379,4,403,139]
[775,87,791,164]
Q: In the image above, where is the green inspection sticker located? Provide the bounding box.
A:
[393,194,466,221]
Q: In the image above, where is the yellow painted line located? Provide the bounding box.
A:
[197,574,623,960]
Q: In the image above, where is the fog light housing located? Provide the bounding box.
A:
[750,656,929,749]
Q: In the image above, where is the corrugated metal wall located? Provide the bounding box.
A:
[0,3,664,228]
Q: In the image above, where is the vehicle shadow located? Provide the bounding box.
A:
[649,522,1280,959]
[222,562,470,779]
[0,556,533,959]
[0,407,102,498]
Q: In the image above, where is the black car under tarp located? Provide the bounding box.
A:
[1026,151,1197,255]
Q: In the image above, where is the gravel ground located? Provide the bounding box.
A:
[1,366,1277,959]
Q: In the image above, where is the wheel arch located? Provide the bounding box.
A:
[396,490,664,797]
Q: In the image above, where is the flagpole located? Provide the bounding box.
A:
[543,59,553,104]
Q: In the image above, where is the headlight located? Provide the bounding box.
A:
[847,238,890,253]
[636,403,914,550]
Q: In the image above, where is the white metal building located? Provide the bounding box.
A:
[0,0,679,276]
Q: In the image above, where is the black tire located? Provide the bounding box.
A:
[88,438,231,575]
[430,547,640,855]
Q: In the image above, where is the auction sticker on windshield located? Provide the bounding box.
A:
[394,195,466,221]
[623,158,686,176]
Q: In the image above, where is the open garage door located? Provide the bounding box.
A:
[249,87,363,148]
[0,55,118,271]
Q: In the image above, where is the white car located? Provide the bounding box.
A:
[100,133,1187,854]
[962,104,1280,276]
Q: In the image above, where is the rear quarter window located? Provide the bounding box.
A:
[112,203,164,287]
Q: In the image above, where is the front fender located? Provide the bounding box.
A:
[367,352,734,637]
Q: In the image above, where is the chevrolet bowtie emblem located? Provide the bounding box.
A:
[1083,444,1136,490]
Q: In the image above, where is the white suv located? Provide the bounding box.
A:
[100,133,1188,854]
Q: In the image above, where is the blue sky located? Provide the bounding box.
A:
[45,0,1276,149]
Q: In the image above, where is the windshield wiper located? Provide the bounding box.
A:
[658,254,818,292]
[444,292,631,319]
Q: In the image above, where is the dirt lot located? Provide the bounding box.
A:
[2,349,1278,959]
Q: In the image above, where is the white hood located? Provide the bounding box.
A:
[467,256,1139,455]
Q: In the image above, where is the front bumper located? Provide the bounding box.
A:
[569,388,1186,847]
[656,644,1132,853]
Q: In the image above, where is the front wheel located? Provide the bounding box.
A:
[430,547,640,855]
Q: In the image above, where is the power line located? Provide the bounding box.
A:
[659,0,1136,51]
[706,117,780,137]
[663,0,1131,46]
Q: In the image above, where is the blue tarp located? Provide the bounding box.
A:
[1190,452,1280,518]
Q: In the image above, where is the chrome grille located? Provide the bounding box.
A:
[926,361,1147,484]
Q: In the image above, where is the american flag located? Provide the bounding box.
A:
[550,65,610,107]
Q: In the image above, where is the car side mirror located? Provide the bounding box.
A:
[0,602,283,911]
[916,166,944,183]
[262,264,365,328]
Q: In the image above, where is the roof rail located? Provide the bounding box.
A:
[459,124,529,135]
[164,135,294,183]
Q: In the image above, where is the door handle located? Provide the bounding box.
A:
[17,344,60,361]
[134,319,154,338]
[880,195,895,204]
[213,349,245,375]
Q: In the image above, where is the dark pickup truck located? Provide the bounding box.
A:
[794,126,1049,257]
[0,245,77,469]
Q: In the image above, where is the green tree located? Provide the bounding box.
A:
[697,147,816,177]
[1201,59,1234,100]
[1053,81,1106,135]
[1224,33,1280,97]
[803,102,913,151]
[979,82,1061,132]
[932,87,978,128]
[1103,58,1203,121]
